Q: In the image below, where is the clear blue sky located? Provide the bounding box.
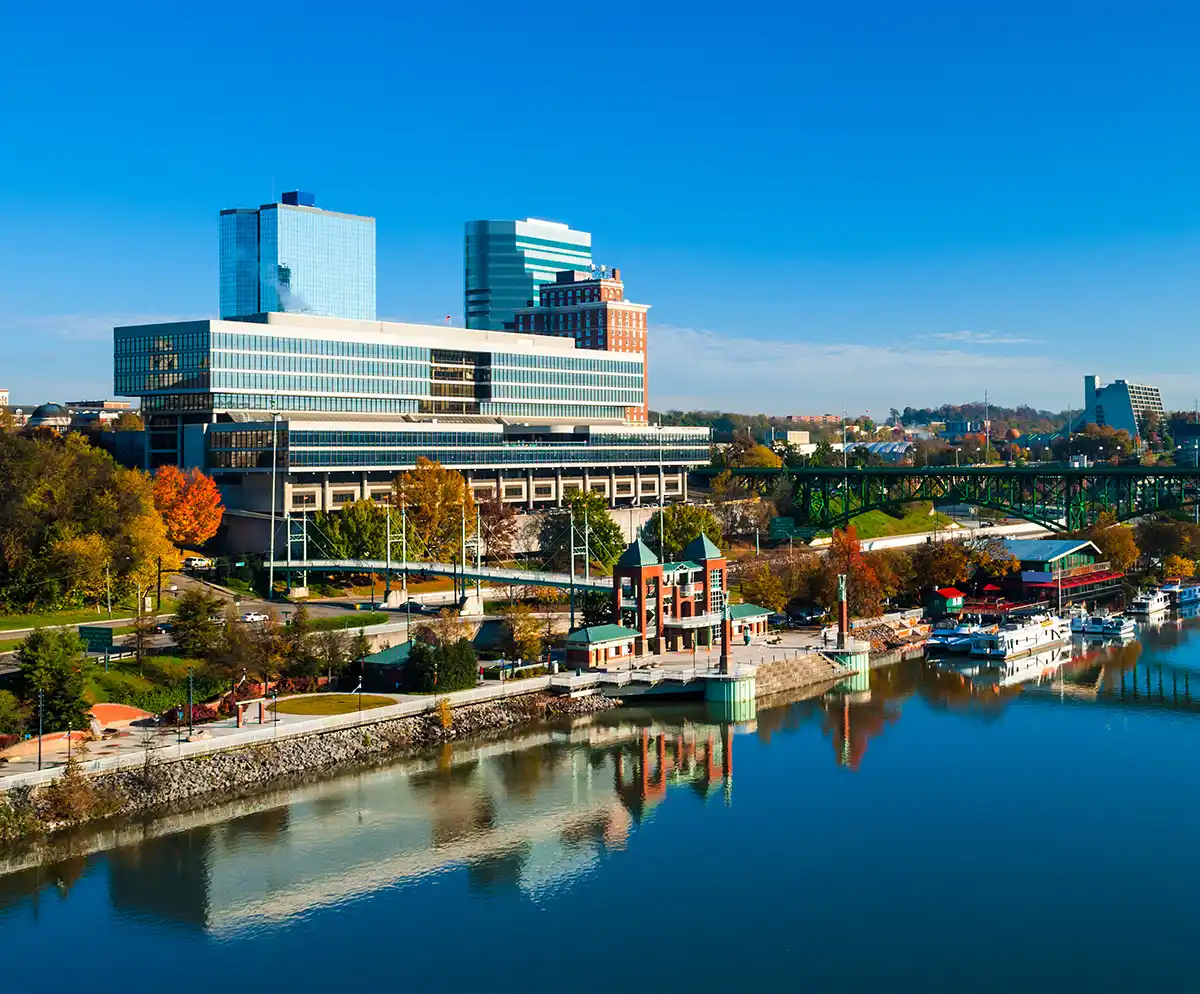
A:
[3,0,1199,415]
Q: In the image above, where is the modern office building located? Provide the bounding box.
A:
[114,312,709,537]
[220,192,376,321]
[464,219,591,331]
[513,268,649,422]
[1079,374,1164,438]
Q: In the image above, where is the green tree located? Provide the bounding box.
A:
[351,628,373,666]
[541,490,626,572]
[0,690,28,736]
[282,603,319,677]
[580,591,613,627]
[312,499,389,559]
[642,503,723,562]
[404,639,479,692]
[742,561,787,613]
[315,629,352,682]
[171,588,226,659]
[15,628,92,732]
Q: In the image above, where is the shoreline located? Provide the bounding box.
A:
[0,691,621,851]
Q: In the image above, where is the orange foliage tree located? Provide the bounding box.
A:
[152,466,224,546]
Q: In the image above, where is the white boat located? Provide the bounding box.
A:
[1180,586,1200,607]
[1129,588,1170,615]
[1083,614,1110,635]
[1068,607,1089,634]
[1101,615,1136,638]
[970,614,1071,659]
[1161,579,1183,604]
[927,619,991,654]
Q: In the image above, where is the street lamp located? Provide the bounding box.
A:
[954,447,960,468]
[267,406,282,602]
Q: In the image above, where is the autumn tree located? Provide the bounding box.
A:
[315,629,352,682]
[113,412,145,431]
[642,503,723,562]
[1163,554,1195,578]
[741,561,787,613]
[816,526,884,617]
[416,607,474,648]
[909,540,972,592]
[479,493,518,563]
[1084,513,1140,573]
[393,458,476,562]
[152,465,225,546]
[502,603,544,661]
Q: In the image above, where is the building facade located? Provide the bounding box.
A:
[220,192,376,321]
[464,219,592,331]
[114,312,708,520]
[512,268,649,422]
[1080,374,1164,438]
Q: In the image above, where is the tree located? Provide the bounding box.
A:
[113,412,145,431]
[312,499,388,559]
[736,444,783,469]
[351,628,373,666]
[416,607,473,648]
[282,603,319,677]
[171,588,226,659]
[1163,554,1195,578]
[1085,514,1140,573]
[502,603,544,661]
[0,690,28,736]
[741,561,787,613]
[393,458,476,562]
[643,504,723,562]
[15,628,91,732]
[1135,518,1196,564]
[580,591,613,627]
[315,629,352,682]
[541,490,626,572]
[152,465,225,546]
[909,540,971,591]
[816,526,884,617]
[404,639,478,693]
[479,494,518,563]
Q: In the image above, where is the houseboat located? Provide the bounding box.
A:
[970,614,1071,659]
[1129,588,1170,615]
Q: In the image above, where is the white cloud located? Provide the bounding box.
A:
[927,329,1043,346]
[648,324,1077,414]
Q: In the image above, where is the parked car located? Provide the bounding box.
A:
[978,520,996,529]
[184,556,213,570]
[240,611,269,623]
[155,622,174,634]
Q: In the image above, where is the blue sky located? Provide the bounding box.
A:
[3,0,1199,415]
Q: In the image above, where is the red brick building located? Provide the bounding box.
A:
[512,268,649,423]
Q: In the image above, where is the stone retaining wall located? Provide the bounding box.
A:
[754,652,846,698]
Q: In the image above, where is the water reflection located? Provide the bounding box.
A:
[4,616,1200,938]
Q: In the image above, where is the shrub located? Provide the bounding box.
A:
[38,754,122,826]
[403,639,478,693]
[435,697,453,729]
[157,703,219,727]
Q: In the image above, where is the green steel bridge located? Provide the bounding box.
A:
[690,465,1200,532]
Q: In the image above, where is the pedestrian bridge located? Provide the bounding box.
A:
[692,465,1200,531]
[265,558,614,592]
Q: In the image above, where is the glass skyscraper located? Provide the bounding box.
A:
[464,219,592,331]
[219,193,376,321]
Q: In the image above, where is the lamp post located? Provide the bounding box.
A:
[37,689,43,771]
[268,407,282,601]
[187,666,194,737]
[954,447,960,468]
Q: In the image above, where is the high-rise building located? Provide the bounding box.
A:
[464,219,591,331]
[1080,374,1164,437]
[219,192,376,321]
[513,268,649,422]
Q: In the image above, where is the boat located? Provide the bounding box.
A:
[1180,586,1200,607]
[1101,615,1137,638]
[1068,606,1090,634]
[1083,614,1109,635]
[1129,588,1170,615]
[926,618,992,654]
[970,614,1071,659]
[1161,579,1183,604]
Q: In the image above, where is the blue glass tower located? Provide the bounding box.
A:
[464,219,592,331]
[220,193,376,321]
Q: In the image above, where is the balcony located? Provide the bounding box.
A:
[664,612,721,630]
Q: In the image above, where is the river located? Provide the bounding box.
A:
[2,617,1199,992]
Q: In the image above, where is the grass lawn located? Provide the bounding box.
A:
[0,638,20,654]
[271,693,395,715]
[85,653,206,705]
[0,597,179,633]
[841,502,954,541]
[308,612,389,631]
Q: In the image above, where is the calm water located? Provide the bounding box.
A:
[4,619,1200,992]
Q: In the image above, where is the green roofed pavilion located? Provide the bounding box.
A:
[617,539,659,568]
[565,624,642,645]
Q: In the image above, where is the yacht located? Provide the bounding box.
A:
[1068,606,1089,634]
[1180,586,1200,607]
[970,614,1071,659]
[1129,588,1170,615]
[926,618,991,654]
[1161,579,1183,604]
[1100,615,1137,639]
[1083,614,1110,636]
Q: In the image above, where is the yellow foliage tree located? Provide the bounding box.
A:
[393,458,476,562]
[1163,554,1195,578]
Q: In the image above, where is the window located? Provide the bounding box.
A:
[292,492,317,507]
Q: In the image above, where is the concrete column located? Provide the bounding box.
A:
[610,469,618,507]
[555,468,563,507]
[583,469,591,496]
[634,468,642,505]
[681,472,688,501]
[322,473,333,511]
[527,470,535,510]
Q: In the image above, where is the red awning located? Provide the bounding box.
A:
[1025,571,1125,591]
[983,583,1002,592]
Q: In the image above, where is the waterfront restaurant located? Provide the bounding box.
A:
[564,624,641,670]
[998,538,1124,603]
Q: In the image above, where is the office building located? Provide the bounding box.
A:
[464,219,591,331]
[513,268,649,422]
[0,389,8,407]
[1079,374,1164,438]
[114,312,708,537]
[220,192,375,321]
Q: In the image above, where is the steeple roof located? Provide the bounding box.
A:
[682,532,722,562]
[617,539,660,567]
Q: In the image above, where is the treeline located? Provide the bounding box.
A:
[895,403,1062,433]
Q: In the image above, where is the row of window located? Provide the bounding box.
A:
[116,373,209,392]
[115,330,210,356]
[211,332,426,361]
[490,367,642,388]
[495,352,641,375]
[285,446,709,469]
[211,352,428,377]
[115,352,209,374]
[491,385,643,403]
[211,373,430,395]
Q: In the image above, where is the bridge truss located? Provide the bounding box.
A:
[691,466,1200,531]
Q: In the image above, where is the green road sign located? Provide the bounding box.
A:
[78,625,114,652]
[768,517,796,538]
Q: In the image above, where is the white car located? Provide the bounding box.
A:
[184,556,212,570]
[240,611,269,623]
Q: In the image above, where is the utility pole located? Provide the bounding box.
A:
[402,503,410,635]
[569,513,576,630]
[37,689,43,771]
[187,667,194,737]
[105,563,112,619]
[156,555,162,611]
[584,512,590,582]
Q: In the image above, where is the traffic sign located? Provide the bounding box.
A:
[768,517,817,542]
[78,626,114,652]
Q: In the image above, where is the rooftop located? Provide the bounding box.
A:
[565,624,641,645]
[1000,539,1101,563]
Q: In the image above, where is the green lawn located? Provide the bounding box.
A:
[841,502,954,541]
[0,638,20,654]
[0,597,178,633]
[271,693,395,715]
[308,612,389,631]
